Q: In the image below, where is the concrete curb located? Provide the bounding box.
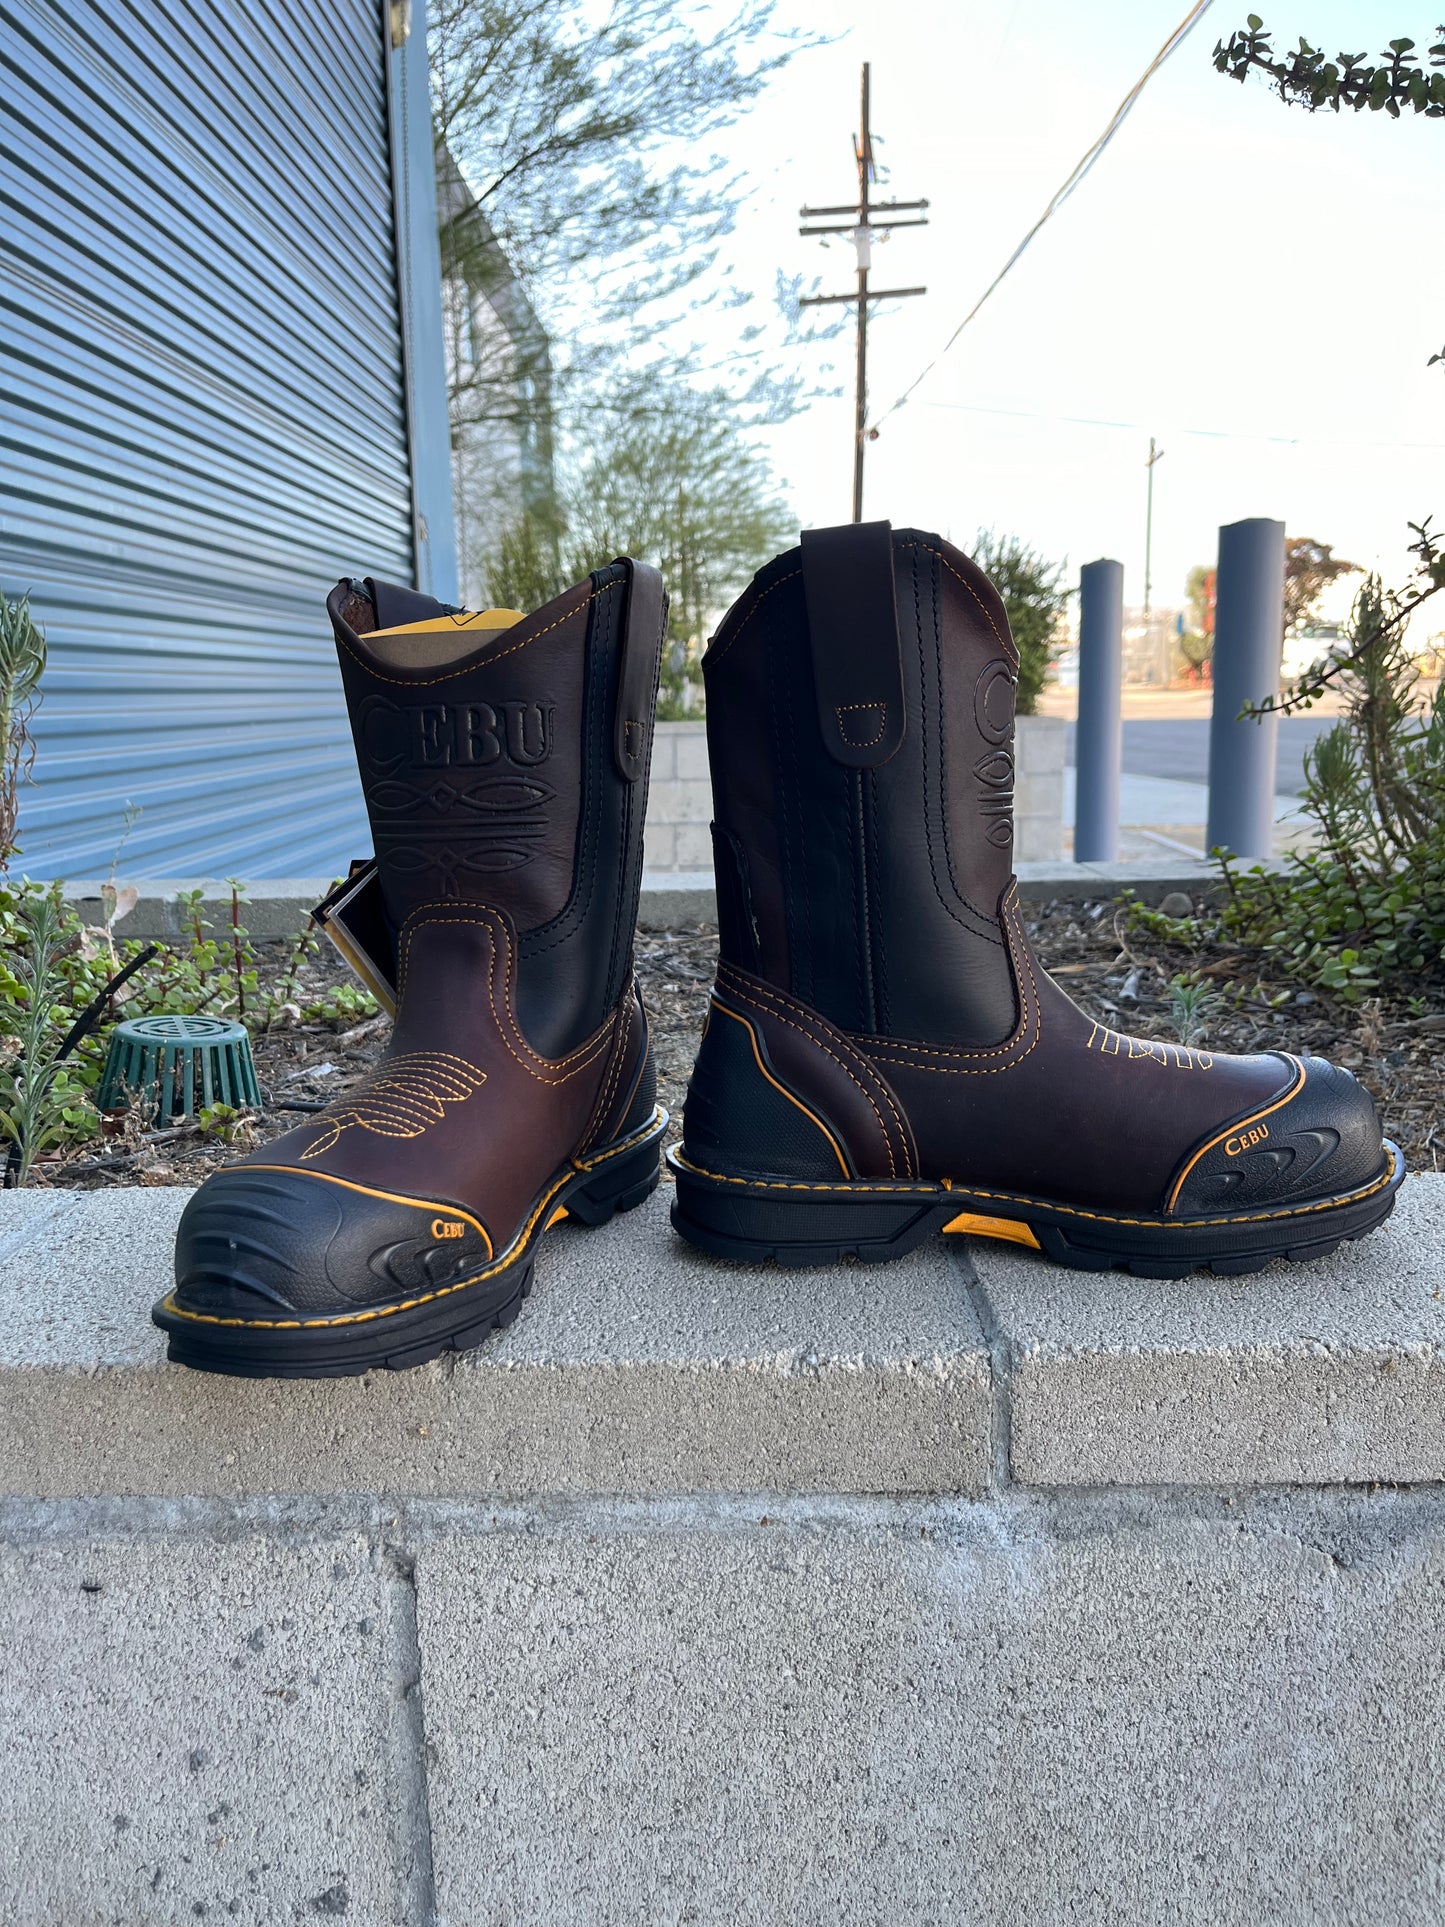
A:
[51,857,1257,941]
[0,1188,990,1500]
[0,1175,1435,1499]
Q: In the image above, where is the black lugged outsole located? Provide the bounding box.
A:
[155,1110,667,1378]
[666,1141,1406,1279]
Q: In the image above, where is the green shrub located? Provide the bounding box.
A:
[969,532,1069,716]
[1146,570,1445,1000]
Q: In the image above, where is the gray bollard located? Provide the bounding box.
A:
[1075,558,1124,862]
[1206,518,1284,859]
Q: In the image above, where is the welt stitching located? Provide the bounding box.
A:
[719,964,913,1176]
[670,1148,1398,1228]
[339,583,612,687]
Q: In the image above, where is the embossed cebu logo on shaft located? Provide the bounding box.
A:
[358,696,555,774]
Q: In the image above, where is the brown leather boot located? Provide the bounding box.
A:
[669,522,1404,1276]
[156,563,668,1374]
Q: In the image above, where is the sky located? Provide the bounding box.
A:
[702,0,1445,619]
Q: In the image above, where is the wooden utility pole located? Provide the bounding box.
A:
[800,64,928,522]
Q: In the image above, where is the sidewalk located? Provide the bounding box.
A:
[1063,766,1311,860]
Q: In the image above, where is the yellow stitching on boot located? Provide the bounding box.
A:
[670,1144,1399,1230]
[715,960,916,1159]
[716,969,902,1177]
[1164,1057,1308,1214]
[395,906,613,1083]
[706,569,801,667]
[896,540,1014,662]
[297,1052,486,1160]
[843,893,1042,1076]
[834,703,888,747]
[162,1109,668,1330]
[336,583,614,687]
[709,1000,850,1177]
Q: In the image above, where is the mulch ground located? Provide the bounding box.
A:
[45,902,1443,1188]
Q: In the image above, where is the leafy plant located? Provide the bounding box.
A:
[196,1102,257,1147]
[0,890,98,1185]
[1215,18,1445,118]
[1167,974,1223,1047]
[1215,15,1445,370]
[969,532,1069,716]
[0,588,47,867]
[301,982,380,1027]
[1208,572,1445,998]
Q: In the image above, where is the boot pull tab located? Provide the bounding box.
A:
[613,559,668,783]
[800,522,906,769]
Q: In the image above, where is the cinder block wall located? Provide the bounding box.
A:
[644,716,1066,870]
[643,723,713,873]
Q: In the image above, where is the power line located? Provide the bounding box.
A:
[913,398,1445,452]
[868,0,1216,436]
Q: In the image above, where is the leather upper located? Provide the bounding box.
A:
[703,530,1021,1046]
[692,523,1390,1219]
[189,564,665,1284]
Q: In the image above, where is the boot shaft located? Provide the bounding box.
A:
[330,562,666,1056]
[702,522,1019,1047]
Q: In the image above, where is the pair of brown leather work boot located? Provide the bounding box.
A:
[155,524,1404,1377]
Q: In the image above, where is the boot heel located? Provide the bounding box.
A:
[564,1114,666,1225]
[668,1151,950,1266]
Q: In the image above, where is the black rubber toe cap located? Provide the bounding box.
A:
[168,1166,493,1319]
[1169,1054,1387,1217]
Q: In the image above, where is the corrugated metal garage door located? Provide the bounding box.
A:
[1,0,432,878]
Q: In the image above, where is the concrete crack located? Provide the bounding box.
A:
[959,1249,1015,1493]
[381,1540,439,1927]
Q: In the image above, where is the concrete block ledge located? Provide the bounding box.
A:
[974,1173,1445,1487]
[0,1189,990,1500]
[0,1176,1440,1499]
[49,857,1260,941]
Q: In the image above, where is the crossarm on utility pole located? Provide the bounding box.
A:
[796,62,929,522]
